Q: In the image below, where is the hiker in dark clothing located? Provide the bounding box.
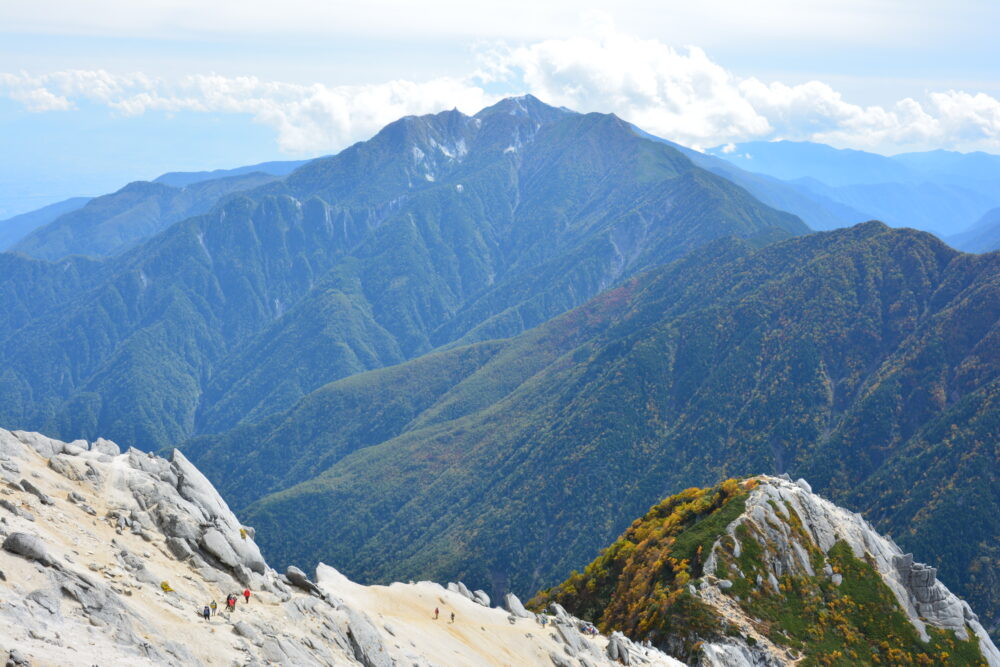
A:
[202,605,211,620]
[450,612,455,623]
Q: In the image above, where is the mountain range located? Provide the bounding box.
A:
[0,95,805,452]
[707,140,1000,237]
[0,95,997,646]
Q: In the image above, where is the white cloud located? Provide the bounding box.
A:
[483,31,1000,153]
[0,70,495,154]
[2,86,72,112]
[482,33,770,150]
[2,28,1000,155]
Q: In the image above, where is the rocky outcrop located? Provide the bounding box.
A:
[17,480,51,506]
[893,554,968,632]
[504,592,532,618]
[606,633,630,664]
[286,565,323,597]
[2,533,54,567]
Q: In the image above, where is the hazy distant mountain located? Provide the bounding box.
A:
[0,159,310,258]
[949,206,1000,253]
[708,140,917,186]
[791,177,997,237]
[0,196,90,250]
[12,171,280,260]
[189,222,1000,638]
[708,140,1000,236]
[893,149,1000,198]
[635,130,870,230]
[0,95,804,452]
[153,158,311,188]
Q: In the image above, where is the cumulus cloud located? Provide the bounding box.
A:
[2,28,1000,154]
[481,31,1000,153]
[480,34,770,150]
[0,70,495,154]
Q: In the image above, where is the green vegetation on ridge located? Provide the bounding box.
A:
[534,479,987,665]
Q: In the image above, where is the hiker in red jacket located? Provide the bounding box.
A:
[243,588,251,603]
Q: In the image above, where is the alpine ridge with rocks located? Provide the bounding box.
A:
[533,476,1000,666]
[0,427,682,666]
[0,427,996,666]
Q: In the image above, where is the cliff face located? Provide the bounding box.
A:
[534,476,1000,667]
[0,428,681,666]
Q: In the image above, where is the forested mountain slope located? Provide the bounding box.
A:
[0,196,91,250]
[188,222,1000,638]
[12,171,280,260]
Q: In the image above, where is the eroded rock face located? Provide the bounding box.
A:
[345,608,394,667]
[701,641,782,667]
[893,554,967,633]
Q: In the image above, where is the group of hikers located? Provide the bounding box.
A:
[202,588,252,620]
[432,607,456,623]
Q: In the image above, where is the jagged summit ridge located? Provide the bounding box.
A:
[0,427,681,666]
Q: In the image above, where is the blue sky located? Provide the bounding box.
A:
[1,0,999,217]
